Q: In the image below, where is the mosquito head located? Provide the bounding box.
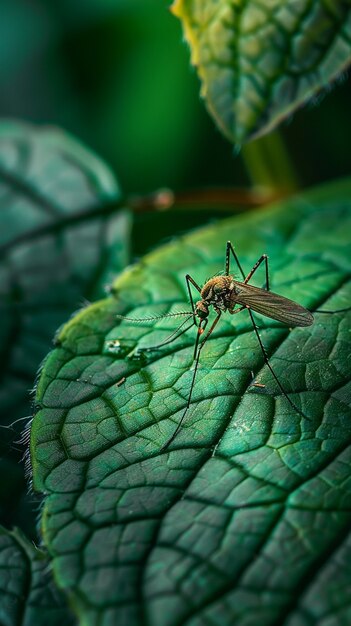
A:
[195,300,209,320]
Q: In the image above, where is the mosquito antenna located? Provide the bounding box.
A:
[141,315,195,352]
[116,311,193,323]
[247,308,311,420]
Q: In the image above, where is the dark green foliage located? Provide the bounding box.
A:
[0,526,76,626]
[0,121,130,536]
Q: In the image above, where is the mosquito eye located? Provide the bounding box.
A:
[195,301,209,319]
[197,309,208,319]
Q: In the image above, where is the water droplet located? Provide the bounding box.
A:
[103,339,136,359]
[104,339,122,354]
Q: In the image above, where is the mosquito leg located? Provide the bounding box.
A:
[246,307,310,420]
[229,305,245,315]
[141,318,195,352]
[161,312,221,451]
[226,241,246,280]
[193,318,207,359]
[244,255,270,291]
[136,274,199,354]
[185,274,201,321]
[227,242,270,290]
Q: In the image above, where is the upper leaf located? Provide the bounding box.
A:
[31,178,351,625]
[172,0,351,142]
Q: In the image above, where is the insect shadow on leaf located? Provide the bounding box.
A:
[117,241,350,450]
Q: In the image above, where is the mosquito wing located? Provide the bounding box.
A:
[233,282,314,327]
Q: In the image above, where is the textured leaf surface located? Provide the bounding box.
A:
[31,179,351,625]
[0,121,130,431]
[0,526,76,626]
[172,0,351,142]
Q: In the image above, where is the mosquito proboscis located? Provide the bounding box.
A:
[116,241,350,450]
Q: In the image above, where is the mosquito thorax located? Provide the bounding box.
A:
[200,275,235,311]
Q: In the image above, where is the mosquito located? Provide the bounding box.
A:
[117,241,349,450]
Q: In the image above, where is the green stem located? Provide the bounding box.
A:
[241,130,299,194]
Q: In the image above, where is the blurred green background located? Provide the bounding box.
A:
[1,0,350,206]
[0,0,350,540]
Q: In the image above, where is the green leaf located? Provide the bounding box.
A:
[31,178,351,625]
[172,0,351,143]
[0,120,130,432]
[0,120,130,540]
[0,526,76,626]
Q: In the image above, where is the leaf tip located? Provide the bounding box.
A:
[170,0,182,17]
